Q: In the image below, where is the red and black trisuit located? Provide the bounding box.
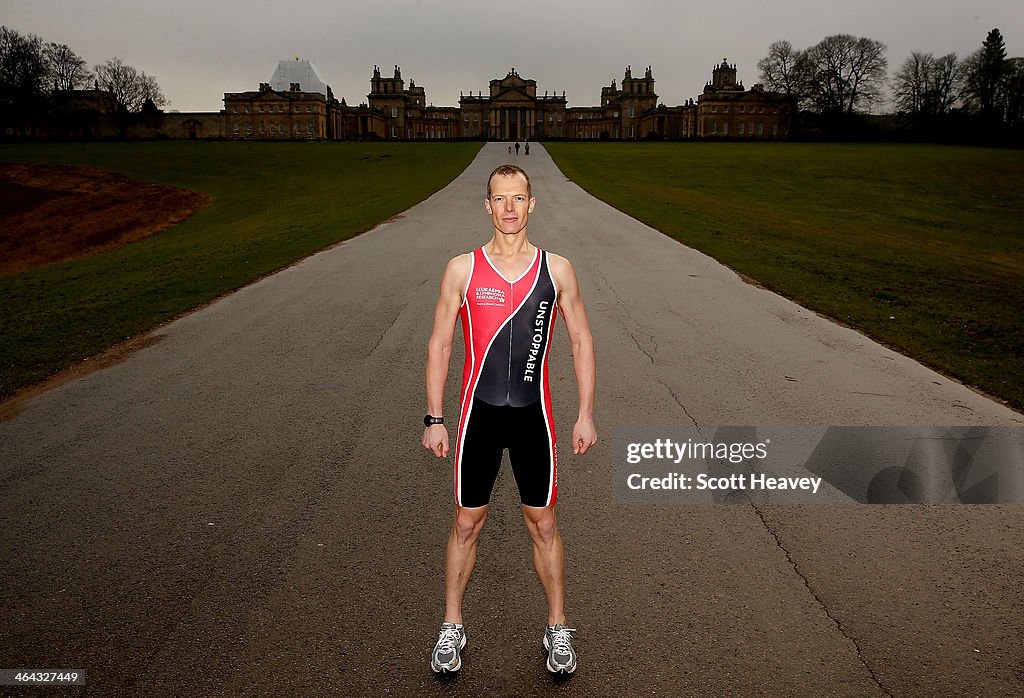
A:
[454,246,559,508]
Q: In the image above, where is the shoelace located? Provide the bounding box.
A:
[436,627,461,654]
[549,626,577,655]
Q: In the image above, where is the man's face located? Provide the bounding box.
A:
[484,173,535,237]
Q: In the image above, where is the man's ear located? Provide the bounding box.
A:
[484,198,493,214]
[528,197,536,213]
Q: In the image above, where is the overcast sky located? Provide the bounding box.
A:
[5,0,1022,112]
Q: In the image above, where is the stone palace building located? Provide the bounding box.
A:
[42,57,790,141]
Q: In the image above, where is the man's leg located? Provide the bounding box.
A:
[432,504,489,673]
[521,504,565,626]
[444,504,489,624]
[523,504,578,674]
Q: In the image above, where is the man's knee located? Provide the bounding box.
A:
[522,506,558,545]
[453,506,487,543]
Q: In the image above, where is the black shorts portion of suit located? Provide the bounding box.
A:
[457,397,556,508]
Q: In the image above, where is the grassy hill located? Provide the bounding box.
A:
[546,142,1024,412]
[0,141,481,400]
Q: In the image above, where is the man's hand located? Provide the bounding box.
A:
[572,418,597,455]
[423,424,450,458]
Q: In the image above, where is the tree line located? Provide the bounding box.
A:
[0,25,166,130]
[758,28,1021,141]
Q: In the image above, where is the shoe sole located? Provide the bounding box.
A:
[431,633,467,673]
[542,635,577,674]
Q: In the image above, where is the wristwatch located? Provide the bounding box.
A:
[424,415,445,427]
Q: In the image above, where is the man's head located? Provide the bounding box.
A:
[485,164,535,237]
[486,164,531,199]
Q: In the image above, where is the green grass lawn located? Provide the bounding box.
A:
[546,142,1024,412]
[0,141,481,399]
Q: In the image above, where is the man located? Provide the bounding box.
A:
[423,163,597,675]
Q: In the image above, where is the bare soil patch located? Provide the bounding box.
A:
[0,162,209,276]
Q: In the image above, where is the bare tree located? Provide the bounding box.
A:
[138,71,167,109]
[0,26,48,98]
[95,57,167,112]
[803,34,888,114]
[892,51,929,115]
[95,56,143,111]
[893,51,963,118]
[757,39,812,132]
[1004,57,1024,129]
[757,40,808,99]
[45,42,91,91]
[928,53,964,115]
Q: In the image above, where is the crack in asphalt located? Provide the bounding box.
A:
[658,379,701,431]
[657,369,890,695]
[630,332,656,364]
[367,279,428,358]
[750,504,894,698]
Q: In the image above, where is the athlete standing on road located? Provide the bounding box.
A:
[423,163,597,675]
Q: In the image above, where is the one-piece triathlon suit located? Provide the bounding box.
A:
[454,246,559,508]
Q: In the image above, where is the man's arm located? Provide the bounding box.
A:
[423,254,471,458]
[549,253,597,455]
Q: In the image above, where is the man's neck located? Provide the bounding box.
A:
[486,230,532,257]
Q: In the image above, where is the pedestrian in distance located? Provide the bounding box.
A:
[423,163,597,676]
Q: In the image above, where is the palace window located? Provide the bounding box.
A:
[307,106,311,112]
[391,126,397,138]
[711,121,716,135]
[723,123,729,135]
[723,105,729,113]
[739,122,745,135]
[391,106,397,118]
[259,120,265,133]
[711,105,717,113]
[749,122,753,136]
[628,107,634,118]
[244,106,249,113]
[772,123,778,136]
[259,105,264,112]
[758,106,764,113]
[757,123,764,136]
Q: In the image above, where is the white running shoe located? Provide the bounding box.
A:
[431,622,466,673]
[543,623,578,674]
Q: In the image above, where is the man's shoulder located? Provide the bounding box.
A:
[441,252,474,289]
[545,251,575,275]
[447,251,475,270]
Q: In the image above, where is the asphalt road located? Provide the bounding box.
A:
[1,143,1022,697]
